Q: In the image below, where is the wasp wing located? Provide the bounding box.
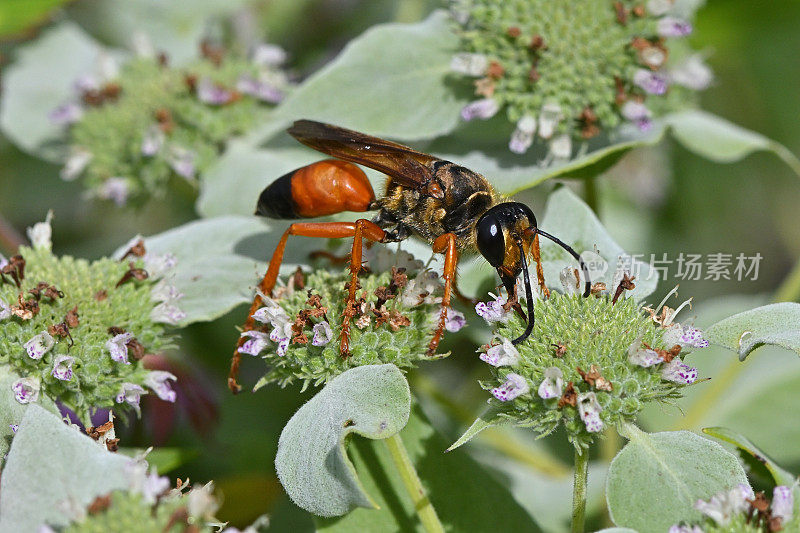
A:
[288,120,441,189]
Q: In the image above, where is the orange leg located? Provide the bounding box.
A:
[428,233,458,356]
[229,220,386,393]
[531,232,551,299]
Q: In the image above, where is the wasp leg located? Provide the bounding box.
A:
[229,220,386,393]
[427,233,458,356]
[531,232,551,299]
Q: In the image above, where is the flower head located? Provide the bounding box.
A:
[144,371,177,402]
[537,367,564,399]
[444,309,466,332]
[461,98,500,121]
[693,483,754,526]
[52,355,75,381]
[480,338,520,367]
[475,293,509,323]
[116,383,146,414]
[312,321,334,346]
[107,332,135,364]
[491,373,530,401]
[12,377,40,404]
[25,332,55,360]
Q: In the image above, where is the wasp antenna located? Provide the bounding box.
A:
[536,229,592,297]
[512,242,536,345]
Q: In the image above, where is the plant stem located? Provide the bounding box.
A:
[572,447,589,533]
[384,433,444,533]
[583,176,599,214]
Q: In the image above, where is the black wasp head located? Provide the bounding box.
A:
[476,202,537,272]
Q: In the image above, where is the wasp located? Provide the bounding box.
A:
[228,119,590,392]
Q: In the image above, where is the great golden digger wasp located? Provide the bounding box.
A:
[228,119,591,392]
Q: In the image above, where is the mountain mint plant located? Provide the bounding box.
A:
[0,217,183,424]
[451,0,711,157]
[238,249,465,390]
[51,40,290,205]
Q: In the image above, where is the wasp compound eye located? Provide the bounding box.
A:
[476,212,506,267]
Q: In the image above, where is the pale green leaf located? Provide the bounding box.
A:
[275,364,411,517]
[594,529,639,533]
[704,302,800,360]
[316,405,541,532]
[67,0,251,66]
[607,426,749,532]
[250,10,468,145]
[666,110,800,175]
[702,427,796,488]
[126,215,309,325]
[0,404,131,531]
[0,366,58,464]
[0,21,107,162]
[539,187,657,300]
[447,404,506,452]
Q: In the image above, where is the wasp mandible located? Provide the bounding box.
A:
[228,119,591,392]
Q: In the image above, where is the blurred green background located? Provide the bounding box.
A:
[1,0,799,529]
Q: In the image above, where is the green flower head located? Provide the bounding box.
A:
[474,273,707,450]
[450,0,711,158]
[0,216,183,424]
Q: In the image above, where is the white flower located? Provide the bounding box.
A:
[99,177,130,206]
[577,392,604,432]
[647,0,675,16]
[491,373,530,401]
[151,302,186,325]
[49,103,83,125]
[771,485,793,522]
[237,75,284,103]
[12,377,40,404]
[475,293,509,323]
[657,17,692,38]
[26,211,53,251]
[143,370,177,402]
[107,332,134,364]
[667,526,703,533]
[445,310,466,332]
[662,324,709,350]
[480,338,520,367]
[131,31,155,58]
[312,321,334,346]
[559,266,582,296]
[509,115,537,154]
[401,271,442,306]
[253,298,290,325]
[661,358,698,384]
[167,148,196,180]
[633,69,668,95]
[538,102,562,139]
[461,98,500,121]
[52,355,74,381]
[627,337,662,367]
[151,280,183,303]
[450,53,489,76]
[669,54,714,91]
[143,253,178,279]
[141,125,164,156]
[24,331,55,360]
[694,483,753,526]
[537,367,564,399]
[196,77,235,106]
[548,134,572,160]
[252,43,288,67]
[116,383,146,414]
[238,331,269,356]
[0,297,11,320]
[60,149,92,181]
[187,482,219,519]
[621,101,653,132]
[126,460,170,505]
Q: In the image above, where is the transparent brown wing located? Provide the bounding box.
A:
[287,120,441,189]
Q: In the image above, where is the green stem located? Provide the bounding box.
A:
[572,447,589,533]
[583,176,599,215]
[384,433,445,533]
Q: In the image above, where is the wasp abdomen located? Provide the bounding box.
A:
[255,159,376,219]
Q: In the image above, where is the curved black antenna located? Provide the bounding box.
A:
[536,229,592,297]
[511,240,536,345]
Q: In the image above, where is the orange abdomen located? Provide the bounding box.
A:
[255,159,376,219]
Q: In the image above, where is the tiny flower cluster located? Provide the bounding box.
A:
[0,223,183,425]
[451,0,712,158]
[51,39,292,205]
[475,272,706,449]
[670,483,797,532]
[51,457,222,532]
[239,251,465,390]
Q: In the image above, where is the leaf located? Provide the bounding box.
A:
[704,302,800,360]
[607,426,749,532]
[250,10,468,145]
[67,0,251,66]
[666,110,800,175]
[447,404,507,452]
[274,364,411,517]
[0,0,71,38]
[126,215,310,325]
[702,427,796,488]
[0,404,132,531]
[0,21,107,162]
[0,366,58,463]
[539,187,657,300]
[316,405,541,532]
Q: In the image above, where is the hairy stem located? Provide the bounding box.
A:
[384,432,444,533]
[572,447,589,533]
